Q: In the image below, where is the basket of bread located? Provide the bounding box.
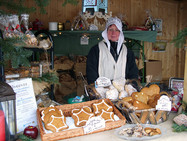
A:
[85,77,171,124]
[116,84,171,124]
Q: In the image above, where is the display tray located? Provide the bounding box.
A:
[114,124,166,140]
[37,99,126,141]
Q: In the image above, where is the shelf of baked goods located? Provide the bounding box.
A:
[4,30,54,80]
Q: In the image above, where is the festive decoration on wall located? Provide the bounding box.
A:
[83,11,112,30]
[72,12,88,30]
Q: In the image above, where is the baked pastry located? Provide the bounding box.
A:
[105,88,119,100]
[147,94,161,108]
[112,77,126,92]
[133,100,151,110]
[97,109,115,122]
[92,99,113,115]
[131,92,149,104]
[45,110,68,132]
[121,96,133,104]
[71,106,94,127]
[140,84,160,98]
[41,105,69,132]
[41,105,61,123]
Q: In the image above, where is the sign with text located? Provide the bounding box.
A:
[156,95,171,111]
[8,78,37,133]
[84,117,105,134]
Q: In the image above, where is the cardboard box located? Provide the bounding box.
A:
[145,60,162,82]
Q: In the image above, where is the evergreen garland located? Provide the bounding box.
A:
[34,0,51,14]
[32,71,60,84]
[62,0,79,7]
[0,36,33,68]
[0,0,79,15]
[172,27,187,48]
[0,0,36,15]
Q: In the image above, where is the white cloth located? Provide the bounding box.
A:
[98,40,127,80]
[101,17,124,55]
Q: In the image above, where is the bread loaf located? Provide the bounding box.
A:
[133,100,151,110]
[140,84,160,98]
[131,92,149,104]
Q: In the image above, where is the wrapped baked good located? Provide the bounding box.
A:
[112,77,126,92]
[106,87,119,100]
[125,84,137,96]
[95,87,109,98]
[173,114,187,126]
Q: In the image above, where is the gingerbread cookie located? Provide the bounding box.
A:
[97,109,115,122]
[141,84,160,97]
[45,111,68,132]
[92,99,113,115]
[41,105,60,120]
[41,105,69,132]
[71,106,94,127]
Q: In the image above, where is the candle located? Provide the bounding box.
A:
[0,110,5,141]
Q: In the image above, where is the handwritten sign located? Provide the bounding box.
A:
[156,95,171,111]
[84,117,105,134]
[8,78,38,133]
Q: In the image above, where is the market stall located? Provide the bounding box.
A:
[0,1,187,141]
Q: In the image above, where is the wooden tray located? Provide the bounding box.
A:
[37,99,126,141]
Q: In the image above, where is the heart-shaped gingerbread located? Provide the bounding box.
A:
[140,84,160,98]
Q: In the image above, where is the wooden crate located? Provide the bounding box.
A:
[37,99,126,141]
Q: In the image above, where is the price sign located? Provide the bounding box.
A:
[156,95,171,111]
[84,117,105,134]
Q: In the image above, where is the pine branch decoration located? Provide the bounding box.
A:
[34,0,51,14]
[0,0,36,15]
[62,0,79,7]
[0,37,33,68]
[172,27,187,48]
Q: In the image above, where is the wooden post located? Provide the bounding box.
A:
[183,39,187,110]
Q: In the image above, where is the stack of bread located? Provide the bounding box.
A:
[116,84,171,124]
[120,84,161,110]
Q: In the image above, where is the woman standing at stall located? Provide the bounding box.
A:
[86,17,139,84]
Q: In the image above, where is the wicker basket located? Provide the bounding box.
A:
[37,99,126,141]
[115,100,169,124]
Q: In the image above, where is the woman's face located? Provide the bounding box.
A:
[107,24,120,42]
